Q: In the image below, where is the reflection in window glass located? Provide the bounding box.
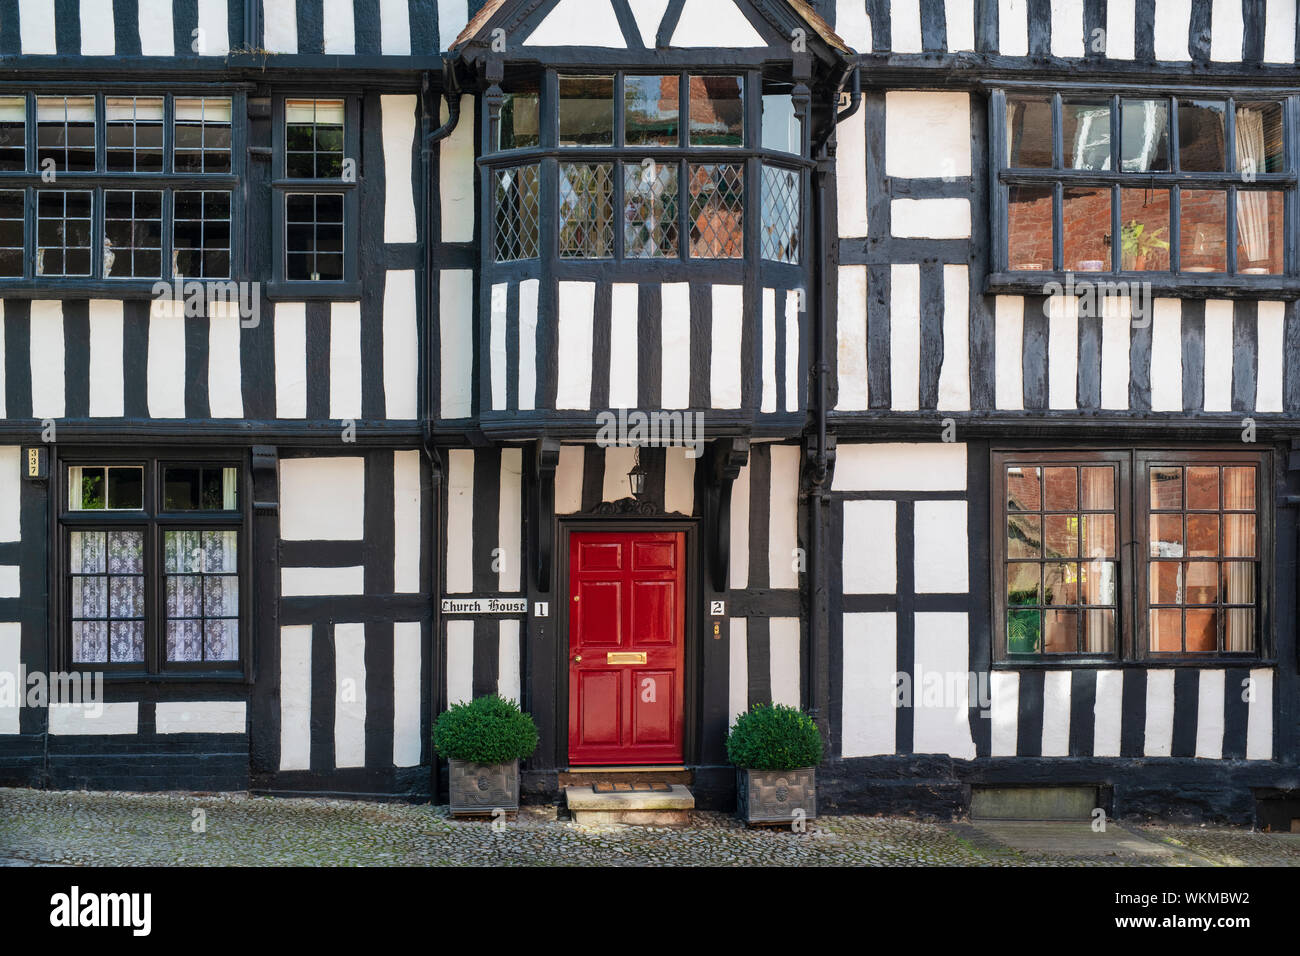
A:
[1148,464,1257,653]
[69,465,145,510]
[761,93,800,154]
[1119,188,1170,270]
[163,466,238,511]
[689,76,744,147]
[104,190,163,278]
[37,96,95,172]
[173,191,231,279]
[1007,184,1053,270]
[106,96,164,173]
[1062,186,1111,271]
[625,75,679,147]
[761,164,800,264]
[624,161,679,258]
[175,97,233,173]
[36,190,93,277]
[493,164,540,262]
[1005,95,1053,167]
[285,192,344,280]
[1178,100,1226,172]
[559,76,613,147]
[1237,189,1284,274]
[1062,99,1110,170]
[285,99,345,178]
[1120,99,1170,172]
[688,163,744,257]
[498,86,539,150]
[1179,188,1227,272]
[1235,101,1283,175]
[0,96,25,171]
[558,163,614,258]
[0,190,23,277]
[1005,462,1118,655]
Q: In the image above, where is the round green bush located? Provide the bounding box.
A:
[433,695,539,764]
[725,703,823,771]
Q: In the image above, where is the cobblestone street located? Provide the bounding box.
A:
[2,789,1298,866]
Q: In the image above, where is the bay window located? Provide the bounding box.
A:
[486,70,807,266]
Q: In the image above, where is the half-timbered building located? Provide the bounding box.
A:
[0,0,1297,823]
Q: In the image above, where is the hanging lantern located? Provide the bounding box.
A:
[627,449,649,500]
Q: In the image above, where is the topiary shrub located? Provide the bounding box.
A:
[725,703,823,771]
[433,695,539,764]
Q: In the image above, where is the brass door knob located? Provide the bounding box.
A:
[573,655,582,662]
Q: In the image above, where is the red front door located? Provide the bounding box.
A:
[567,531,686,765]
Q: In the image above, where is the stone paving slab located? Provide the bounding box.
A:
[0,789,1296,867]
[968,821,1208,866]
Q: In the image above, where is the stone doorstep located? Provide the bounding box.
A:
[565,784,696,826]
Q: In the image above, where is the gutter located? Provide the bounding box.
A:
[421,53,463,807]
[808,64,860,741]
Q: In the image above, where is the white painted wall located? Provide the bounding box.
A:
[833,443,967,492]
[885,92,971,179]
[841,613,897,756]
[842,500,896,594]
[279,457,366,540]
[913,500,968,594]
[155,701,246,734]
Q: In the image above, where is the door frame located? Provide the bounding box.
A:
[557,517,700,769]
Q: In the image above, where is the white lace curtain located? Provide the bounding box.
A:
[1235,107,1268,265]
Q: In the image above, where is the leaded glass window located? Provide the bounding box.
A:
[761,164,800,264]
[559,163,614,258]
[624,161,679,259]
[688,163,744,259]
[494,164,540,262]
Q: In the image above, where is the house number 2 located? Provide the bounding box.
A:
[709,601,725,616]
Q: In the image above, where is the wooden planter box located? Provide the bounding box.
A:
[447,759,520,816]
[736,768,817,825]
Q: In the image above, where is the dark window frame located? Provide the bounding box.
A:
[482,68,810,267]
[988,85,1300,298]
[268,93,361,299]
[53,449,252,683]
[991,447,1272,665]
[0,89,245,292]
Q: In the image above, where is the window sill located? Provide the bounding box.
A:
[266,280,361,301]
[90,670,251,684]
[0,279,250,298]
[992,658,1273,669]
[986,271,1300,300]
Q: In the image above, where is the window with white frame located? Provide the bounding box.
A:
[0,92,237,282]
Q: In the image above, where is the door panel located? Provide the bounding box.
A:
[630,580,675,644]
[576,671,621,746]
[630,669,676,745]
[568,530,686,765]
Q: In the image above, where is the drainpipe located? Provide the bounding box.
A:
[807,65,860,742]
[421,55,463,806]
